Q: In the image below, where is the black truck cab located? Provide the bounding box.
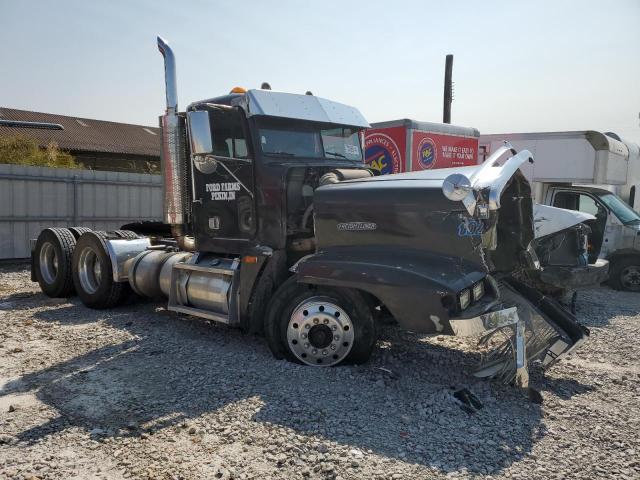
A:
[184,90,371,260]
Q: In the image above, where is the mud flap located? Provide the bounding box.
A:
[473,277,589,384]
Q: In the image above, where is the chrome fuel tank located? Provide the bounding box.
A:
[127,250,239,324]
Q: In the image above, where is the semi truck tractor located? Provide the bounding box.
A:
[30,37,588,387]
[480,131,640,291]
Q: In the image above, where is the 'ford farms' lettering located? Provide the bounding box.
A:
[205,182,241,201]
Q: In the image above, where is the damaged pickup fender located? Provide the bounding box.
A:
[532,204,609,289]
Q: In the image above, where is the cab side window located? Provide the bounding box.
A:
[553,191,602,216]
[553,191,579,210]
[209,110,250,159]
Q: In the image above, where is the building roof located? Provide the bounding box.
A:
[0,107,161,157]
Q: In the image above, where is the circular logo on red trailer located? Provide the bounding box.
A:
[365,133,401,175]
[417,137,437,169]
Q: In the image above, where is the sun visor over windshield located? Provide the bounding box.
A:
[235,90,370,128]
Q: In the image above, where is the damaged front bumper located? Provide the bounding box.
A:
[448,278,589,387]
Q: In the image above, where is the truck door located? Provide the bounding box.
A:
[551,190,608,261]
[190,108,256,251]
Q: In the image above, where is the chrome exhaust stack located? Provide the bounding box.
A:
[157,36,195,250]
[157,36,178,116]
[157,36,188,228]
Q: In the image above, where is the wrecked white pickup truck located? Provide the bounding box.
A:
[529,204,609,298]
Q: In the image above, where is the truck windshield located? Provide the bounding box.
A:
[259,125,362,161]
[321,128,362,160]
[599,193,640,225]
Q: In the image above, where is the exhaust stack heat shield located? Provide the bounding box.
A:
[157,36,188,226]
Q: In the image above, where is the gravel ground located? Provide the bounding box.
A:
[0,263,639,480]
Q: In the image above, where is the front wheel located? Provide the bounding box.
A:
[265,277,377,366]
[610,257,640,292]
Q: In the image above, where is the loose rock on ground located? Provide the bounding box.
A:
[1,263,639,479]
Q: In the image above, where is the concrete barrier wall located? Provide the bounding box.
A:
[0,164,162,259]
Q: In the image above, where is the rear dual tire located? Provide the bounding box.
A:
[33,227,137,304]
[33,228,77,298]
[265,277,376,366]
[68,226,93,240]
[71,231,132,309]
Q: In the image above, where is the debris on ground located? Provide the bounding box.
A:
[1,264,639,479]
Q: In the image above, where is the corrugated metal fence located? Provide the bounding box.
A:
[0,164,162,259]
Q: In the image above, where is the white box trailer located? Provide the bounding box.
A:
[479,131,640,291]
[479,131,638,203]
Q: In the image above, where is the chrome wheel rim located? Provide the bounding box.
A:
[287,297,354,366]
[39,242,58,284]
[621,265,640,290]
[78,246,102,294]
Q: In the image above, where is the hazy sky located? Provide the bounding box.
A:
[1,0,639,143]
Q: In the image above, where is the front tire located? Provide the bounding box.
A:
[610,257,640,292]
[265,277,376,366]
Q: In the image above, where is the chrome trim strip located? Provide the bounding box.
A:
[455,143,533,216]
[449,306,518,336]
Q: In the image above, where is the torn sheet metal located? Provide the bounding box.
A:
[533,203,595,239]
[453,279,589,385]
[450,303,530,387]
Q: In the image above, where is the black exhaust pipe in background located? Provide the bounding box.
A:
[443,54,453,124]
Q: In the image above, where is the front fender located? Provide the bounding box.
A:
[293,246,488,334]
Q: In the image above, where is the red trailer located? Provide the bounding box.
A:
[364,119,480,175]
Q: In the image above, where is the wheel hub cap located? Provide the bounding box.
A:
[622,266,640,289]
[78,247,101,294]
[39,242,58,284]
[287,298,354,366]
[308,324,333,349]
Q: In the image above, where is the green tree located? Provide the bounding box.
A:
[0,135,78,168]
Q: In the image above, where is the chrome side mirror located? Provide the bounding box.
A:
[187,110,213,155]
[442,173,471,202]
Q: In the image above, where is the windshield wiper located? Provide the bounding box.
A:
[264,151,297,157]
[325,151,348,159]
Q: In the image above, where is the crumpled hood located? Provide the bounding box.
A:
[313,173,491,269]
[534,204,595,238]
[313,144,536,275]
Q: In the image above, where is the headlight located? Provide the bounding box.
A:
[472,281,485,301]
[459,289,471,310]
